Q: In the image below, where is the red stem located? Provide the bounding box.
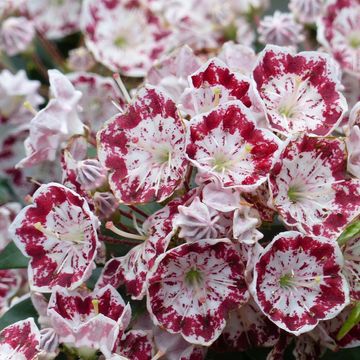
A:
[128,205,148,219]
[98,234,142,246]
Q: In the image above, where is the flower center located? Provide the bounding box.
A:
[279,272,294,288]
[155,146,172,165]
[34,222,84,245]
[212,152,232,172]
[114,36,127,48]
[185,268,203,287]
[288,185,301,202]
[348,32,360,49]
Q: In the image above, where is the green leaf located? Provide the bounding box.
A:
[337,221,360,246]
[0,242,29,269]
[0,298,37,331]
[337,302,360,340]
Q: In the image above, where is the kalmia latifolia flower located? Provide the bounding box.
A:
[48,285,131,358]
[67,72,124,134]
[258,11,304,46]
[269,135,360,238]
[17,69,85,168]
[0,318,41,360]
[25,0,82,39]
[0,69,43,125]
[180,58,252,117]
[9,183,100,292]
[81,0,171,76]
[97,86,188,204]
[0,16,35,56]
[318,0,360,77]
[186,101,281,190]
[289,0,324,24]
[251,231,349,335]
[146,239,249,346]
[253,45,348,136]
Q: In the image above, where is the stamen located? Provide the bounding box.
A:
[105,221,146,240]
[151,350,165,360]
[109,96,124,112]
[33,222,84,244]
[113,73,131,103]
[23,101,37,116]
[92,299,99,314]
[213,87,222,107]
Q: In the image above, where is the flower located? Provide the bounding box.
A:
[218,42,257,76]
[97,86,188,204]
[9,182,100,292]
[180,58,252,117]
[48,285,131,358]
[252,45,347,136]
[0,16,35,56]
[269,135,360,238]
[0,318,41,360]
[317,0,360,77]
[17,69,85,168]
[251,231,349,335]
[289,0,324,24]
[0,69,43,125]
[67,72,124,134]
[147,238,249,345]
[25,0,81,39]
[81,0,171,76]
[186,101,281,190]
[258,11,304,46]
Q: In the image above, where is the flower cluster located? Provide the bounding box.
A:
[1,0,360,359]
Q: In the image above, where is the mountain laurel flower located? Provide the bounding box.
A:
[9,183,100,292]
[251,231,350,335]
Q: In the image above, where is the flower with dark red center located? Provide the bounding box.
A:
[0,318,41,360]
[97,86,188,204]
[186,101,281,191]
[269,135,360,238]
[48,285,131,358]
[9,182,100,292]
[147,238,249,346]
[252,45,347,136]
[251,231,349,335]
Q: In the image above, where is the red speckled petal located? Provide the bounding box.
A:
[97,87,188,204]
[251,231,349,335]
[187,101,281,191]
